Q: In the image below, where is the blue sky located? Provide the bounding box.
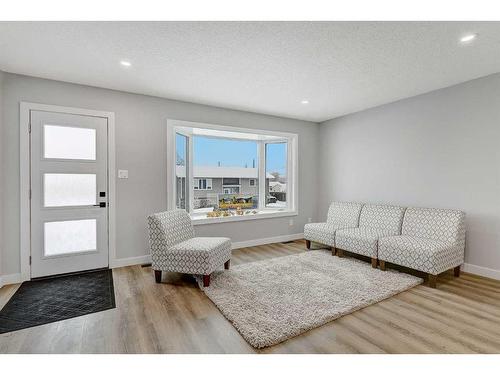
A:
[176,134,286,175]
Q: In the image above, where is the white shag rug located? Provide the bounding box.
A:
[198,250,422,349]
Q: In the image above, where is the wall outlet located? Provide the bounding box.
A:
[289,218,294,226]
[308,217,312,223]
[118,170,129,179]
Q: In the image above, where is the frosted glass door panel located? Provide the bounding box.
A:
[44,173,97,207]
[44,219,97,256]
[44,125,96,160]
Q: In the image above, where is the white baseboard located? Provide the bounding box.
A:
[108,234,304,270]
[111,254,152,269]
[232,233,304,250]
[463,263,500,281]
[0,273,23,286]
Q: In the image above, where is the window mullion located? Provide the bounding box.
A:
[187,134,194,213]
[258,141,266,210]
[286,140,292,211]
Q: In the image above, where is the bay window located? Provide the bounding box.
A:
[167,120,298,223]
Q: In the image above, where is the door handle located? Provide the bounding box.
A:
[93,202,106,208]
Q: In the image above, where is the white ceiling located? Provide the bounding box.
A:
[0,22,499,122]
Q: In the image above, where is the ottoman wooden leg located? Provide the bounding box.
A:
[306,240,311,249]
[332,247,336,256]
[203,274,211,287]
[454,266,461,277]
[371,258,378,268]
[379,260,386,271]
[337,248,344,258]
[154,270,162,283]
[428,274,437,288]
[224,260,230,270]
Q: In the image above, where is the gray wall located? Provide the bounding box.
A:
[240,178,258,196]
[318,73,500,272]
[0,71,4,282]
[1,72,319,275]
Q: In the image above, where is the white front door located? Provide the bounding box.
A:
[30,110,109,278]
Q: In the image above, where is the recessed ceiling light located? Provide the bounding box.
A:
[301,100,309,104]
[460,34,477,43]
[120,60,132,67]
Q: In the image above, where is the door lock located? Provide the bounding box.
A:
[93,202,106,208]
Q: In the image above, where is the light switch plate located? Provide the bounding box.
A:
[118,169,129,179]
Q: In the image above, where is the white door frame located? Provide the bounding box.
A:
[20,102,116,281]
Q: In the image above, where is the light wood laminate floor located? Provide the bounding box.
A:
[1,240,500,353]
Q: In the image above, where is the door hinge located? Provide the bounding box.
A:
[29,256,32,265]
[29,189,32,199]
[28,121,32,133]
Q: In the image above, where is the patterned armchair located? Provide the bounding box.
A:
[335,204,406,267]
[303,202,363,252]
[147,209,232,287]
[378,207,466,287]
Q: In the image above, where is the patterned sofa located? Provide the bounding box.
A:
[147,209,232,287]
[378,207,466,288]
[335,204,405,268]
[305,202,466,288]
[304,202,363,250]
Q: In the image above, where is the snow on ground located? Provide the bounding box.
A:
[266,200,287,208]
[193,207,215,214]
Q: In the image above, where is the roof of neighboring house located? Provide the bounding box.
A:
[176,165,274,179]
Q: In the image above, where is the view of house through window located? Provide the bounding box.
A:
[265,142,287,208]
[171,123,296,220]
[192,135,259,216]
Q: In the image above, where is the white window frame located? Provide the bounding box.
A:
[166,119,298,225]
[194,178,212,190]
[223,186,240,194]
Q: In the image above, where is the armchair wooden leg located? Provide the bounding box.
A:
[305,240,311,249]
[154,270,162,283]
[454,266,461,277]
[428,274,437,288]
[371,258,378,268]
[337,248,344,258]
[224,260,230,270]
[203,274,211,287]
[331,247,336,256]
[379,260,386,271]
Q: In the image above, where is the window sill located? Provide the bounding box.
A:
[191,210,298,225]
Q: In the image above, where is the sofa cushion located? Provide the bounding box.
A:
[304,222,337,247]
[402,207,465,247]
[160,237,232,275]
[335,227,395,258]
[327,202,363,228]
[359,204,405,234]
[378,235,464,275]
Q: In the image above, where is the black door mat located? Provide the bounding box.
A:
[0,269,115,334]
